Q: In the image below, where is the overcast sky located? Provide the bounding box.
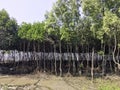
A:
[0,0,56,24]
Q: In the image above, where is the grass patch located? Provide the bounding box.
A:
[99,83,120,90]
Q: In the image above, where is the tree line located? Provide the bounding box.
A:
[0,0,120,77]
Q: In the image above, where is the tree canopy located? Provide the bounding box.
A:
[0,9,18,50]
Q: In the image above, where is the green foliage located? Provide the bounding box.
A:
[99,83,120,90]
[31,22,45,41]
[0,0,120,54]
[18,22,31,39]
[18,22,45,42]
[118,43,120,48]
[45,0,83,46]
[119,8,120,13]
[0,9,18,49]
[79,63,84,68]
[103,10,120,34]
[98,50,104,55]
[82,0,101,21]
[0,9,10,26]
[82,0,105,45]
[82,0,120,47]
[44,10,60,37]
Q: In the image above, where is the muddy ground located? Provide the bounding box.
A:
[0,73,119,90]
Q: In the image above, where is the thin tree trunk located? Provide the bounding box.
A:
[27,41,30,52]
[112,33,120,72]
[51,44,54,73]
[21,40,26,73]
[33,41,37,72]
[109,44,113,73]
[37,41,40,71]
[54,44,57,75]
[20,41,22,51]
[86,45,90,75]
[71,46,76,75]
[91,47,94,81]
[59,41,62,76]
[27,41,30,66]
[116,47,120,73]
[102,44,105,76]
[75,45,79,74]
[43,42,46,73]
[67,44,71,74]
[23,40,26,60]
[33,41,36,60]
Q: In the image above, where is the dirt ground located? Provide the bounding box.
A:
[0,73,119,90]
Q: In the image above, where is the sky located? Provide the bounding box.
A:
[0,0,56,24]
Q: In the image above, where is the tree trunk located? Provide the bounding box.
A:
[116,47,120,74]
[102,44,106,76]
[91,47,94,81]
[59,41,62,76]
[43,42,46,73]
[37,41,40,71]
[86,45,90,75]
[75,45,79,74]
[20,41,22,51]
[22,40,26,73]
[33,41,37,72]
[54,44,57,75]
[112,33,120,72]
[23,40,26,60]
[109,44,113,73]
[27,41,30,64]
[67,44,71,74]
[51,44,54,73]
[73,45,77,75]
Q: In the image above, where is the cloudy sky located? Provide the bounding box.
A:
[0,0,56,24]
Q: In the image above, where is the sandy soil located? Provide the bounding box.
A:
[0,73,119,90]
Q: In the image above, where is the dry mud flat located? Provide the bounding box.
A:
[0,74,119,90]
